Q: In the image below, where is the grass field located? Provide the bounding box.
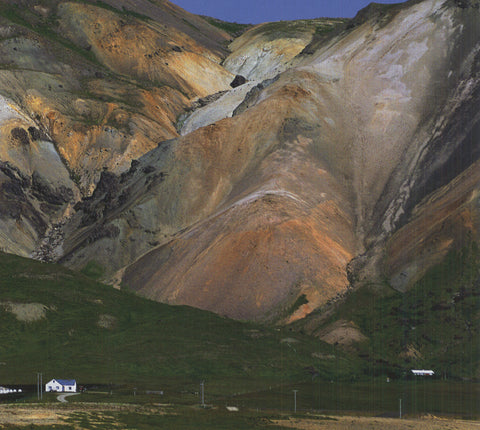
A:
[295,243,480,381]
[230,379,480,419]
[0,249,479,428]
[0,390,478,430]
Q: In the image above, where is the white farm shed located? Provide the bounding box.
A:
[411,369,435,376]
[45,379,77,392]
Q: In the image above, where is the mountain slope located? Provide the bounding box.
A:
[58,0,480,325]
[0,0,235,258]
[295,241,480,379]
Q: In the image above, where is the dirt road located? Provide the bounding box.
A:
[56,392,80,403]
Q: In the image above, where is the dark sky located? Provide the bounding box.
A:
[173,0,409,24]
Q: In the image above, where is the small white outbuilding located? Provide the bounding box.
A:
[45,379,77,393]
[411,369,435,376]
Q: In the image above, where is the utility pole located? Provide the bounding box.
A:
[293,390,298,413]
[36,373,43,401]
[399,398,402,419]
[200,381,205,407]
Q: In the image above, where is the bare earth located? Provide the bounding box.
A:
[0,403,163,427]
[0,302,47,322]
[1,406,479,429]
[0,406,70,426]
[273,415,480,430]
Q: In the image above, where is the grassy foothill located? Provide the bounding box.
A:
[0,252,355,393]
[0,249,479,424]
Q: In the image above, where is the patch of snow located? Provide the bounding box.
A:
[324,117,335,126]
[0,95,21,122]
[180,81,258,135]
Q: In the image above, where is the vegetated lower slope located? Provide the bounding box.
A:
[295,241,480,380]
[200,16,252,38]
[0,251,358,387]
[59,0,480,329]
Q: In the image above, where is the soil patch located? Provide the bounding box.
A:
[272,415,480,429]
[317,320,368,345]
[1,302,48,322]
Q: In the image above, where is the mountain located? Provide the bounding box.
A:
[60,0,480,324]
[0,0,479,360]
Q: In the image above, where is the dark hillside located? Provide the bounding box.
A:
[293,242,480,380]
[0,252,357,390]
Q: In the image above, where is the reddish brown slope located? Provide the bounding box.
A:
[121,88,357,320]
[64,75,358,322]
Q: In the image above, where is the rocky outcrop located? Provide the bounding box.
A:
[0,91,79,257]
[0,0,236,255]
[230,75,247,88]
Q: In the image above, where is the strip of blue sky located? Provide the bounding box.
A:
[173,0,409,24]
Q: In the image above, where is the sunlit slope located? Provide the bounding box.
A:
[1,0,479,328]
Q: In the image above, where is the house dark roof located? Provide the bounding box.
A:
[55,379,76,386]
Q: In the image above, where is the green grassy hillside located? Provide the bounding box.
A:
[298,242,480,381]
[1,252,478,422]
[0,252,357,392]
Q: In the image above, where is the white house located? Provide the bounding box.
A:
[45,379,77,393]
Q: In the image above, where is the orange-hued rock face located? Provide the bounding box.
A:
[0,0,233,195]
[123,193,355,322]
[61,79,359,322]
[58,2,234,97]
